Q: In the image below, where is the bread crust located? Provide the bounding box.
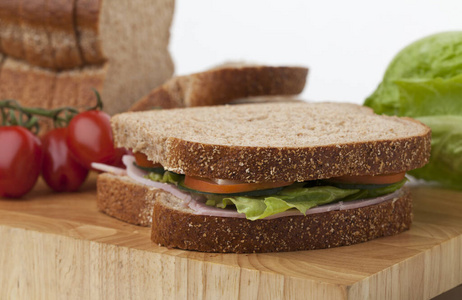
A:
[0,1,25,58]
[129,66,308,111]
[165,133,431,183]
[96,173,160,226]
[75,0,105,64]
[1,0,83,69]
[151,187,413,253]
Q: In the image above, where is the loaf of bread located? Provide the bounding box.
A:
[0,0,175,115]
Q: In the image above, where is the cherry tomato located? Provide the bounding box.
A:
[42,128,89,192]
[0,126,43,198]
[66,110,118,169]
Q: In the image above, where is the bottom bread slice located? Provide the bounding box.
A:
[96,173,412,253]
[97,173,161,226]
[151,187,412,253]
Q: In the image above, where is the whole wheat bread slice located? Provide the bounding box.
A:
[1,0,83,69]
[97,173,162,226]
[0,1,25,58]
[151,186,412,253]
[129,65,308,111]
[76,0,175,114]
[112,102,431,183]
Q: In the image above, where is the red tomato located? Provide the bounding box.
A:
[42,128,89,192]
[183,176,293,194]
[0,126,43,198]
[66,110,118,169]
[329,172,406,185]
[133,152,162,168]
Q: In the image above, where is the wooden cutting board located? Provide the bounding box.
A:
[0,174,461,300]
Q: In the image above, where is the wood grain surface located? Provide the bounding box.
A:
[0,174,461,300]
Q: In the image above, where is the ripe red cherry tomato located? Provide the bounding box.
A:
[0,126,43,198]
[66,110,118,169]
[42,128,89,192]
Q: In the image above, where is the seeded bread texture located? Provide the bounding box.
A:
[151,186,412,253]
[97,173,161,226]
[112,102,432,182]
[129,66,308,111]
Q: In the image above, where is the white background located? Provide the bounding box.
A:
[170,0,462,105]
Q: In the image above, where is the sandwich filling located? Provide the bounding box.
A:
[93,153,407,221]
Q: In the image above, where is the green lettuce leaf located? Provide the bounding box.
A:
[364,31,462,189]
[409,116,462,189]
[145,171,183,185]
[396,75,462,117]
[365,31,462,115]
[206,186,359,220]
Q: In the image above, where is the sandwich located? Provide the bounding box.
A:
[95,102,431,253]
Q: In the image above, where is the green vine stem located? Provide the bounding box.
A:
[0,89,103,134]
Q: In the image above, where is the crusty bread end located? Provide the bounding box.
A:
[96,173,161,226]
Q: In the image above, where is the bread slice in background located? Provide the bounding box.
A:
[21,0,55,69]
[129,65,308,111]
[113,102,431,183]
[75,0,104,64]
[0,1,25,59]
[88,0,175,114]
[48,0,83,69]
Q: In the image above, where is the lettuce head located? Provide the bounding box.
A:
[364,31,462,189]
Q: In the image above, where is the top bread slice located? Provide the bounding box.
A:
[129,65,308,111]
[112,102,431,183]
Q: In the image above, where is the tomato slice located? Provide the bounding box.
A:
[134,152,162,168]
[183,176,293,194]
[329,172,406,185]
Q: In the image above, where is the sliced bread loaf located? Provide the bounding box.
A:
[129,65,308,111]
[112,102,431,183]
[0,0,175,114]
